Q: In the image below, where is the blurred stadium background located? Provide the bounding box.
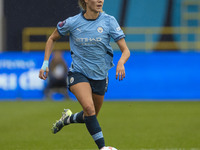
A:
[0,0,200,150]
[1,0,200,100]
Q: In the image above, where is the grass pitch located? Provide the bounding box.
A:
[0,100,200,150]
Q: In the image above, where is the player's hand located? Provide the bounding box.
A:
[39,67,49,80]
[116,61,125,81]
[39,60,49,80]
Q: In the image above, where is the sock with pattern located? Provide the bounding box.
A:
[84,115,105,149]
[64,111,84,125]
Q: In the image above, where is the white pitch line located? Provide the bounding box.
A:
[71,148,200,150]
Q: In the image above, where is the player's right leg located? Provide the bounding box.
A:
[51,72,89,134]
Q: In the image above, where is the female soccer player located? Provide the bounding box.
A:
[39,0,130,149]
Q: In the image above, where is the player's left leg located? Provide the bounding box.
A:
[92,93,104,116]
[91,77,108,116]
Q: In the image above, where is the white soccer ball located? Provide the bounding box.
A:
[101,146,118,150]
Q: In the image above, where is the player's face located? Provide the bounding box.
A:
[86,0,104,13]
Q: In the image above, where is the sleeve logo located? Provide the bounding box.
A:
[116,27,121,31]
[58,20,66,27]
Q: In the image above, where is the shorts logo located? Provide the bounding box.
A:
[97,27,103,33]
[70,77,74,84]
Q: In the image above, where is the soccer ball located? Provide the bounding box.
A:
[101,146,118,150]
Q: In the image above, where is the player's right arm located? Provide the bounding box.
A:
[39,29,61,80]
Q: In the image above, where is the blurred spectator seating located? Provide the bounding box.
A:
[45,50,69,100]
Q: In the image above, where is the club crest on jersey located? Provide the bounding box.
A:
[97,27,103,33]
[58,20,66,27]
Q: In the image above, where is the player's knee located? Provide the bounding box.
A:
[84,104,96,116]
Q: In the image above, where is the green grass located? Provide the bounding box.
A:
[0,100,200,150]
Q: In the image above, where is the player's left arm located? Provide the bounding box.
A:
[116,38,130,81]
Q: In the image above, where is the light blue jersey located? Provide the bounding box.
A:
[57,12,125,80]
